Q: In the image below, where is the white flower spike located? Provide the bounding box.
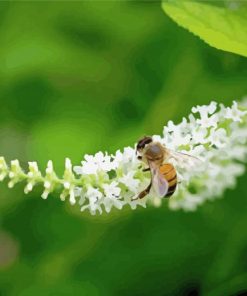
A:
[0,100,246,215]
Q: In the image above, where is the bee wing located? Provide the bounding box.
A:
[167,149,202,166]
[149,162,169,197]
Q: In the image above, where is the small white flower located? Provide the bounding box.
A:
[197,113,219,128]
[112,147,138,173]
[191,126,208,145]
[103,181,121,198]
[8,160,25,189]
[79,152,113,175]
[192,102,219,128]
[46,163,53,174]
[73,165,83,175]
[44,181,51,189]
[81,187,103,215]
[42,160,57,199]
[9,172,15,179]
[102,182,123,213]
[192,101,217,116]
[225,101,247,122]
[60,158,77,204]
[24,161,42,194]
[118,171,140,193]
[208,128,227,148]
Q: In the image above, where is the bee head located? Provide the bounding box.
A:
[136,136,153,153]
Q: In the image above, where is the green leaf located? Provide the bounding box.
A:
[162,0,247,57]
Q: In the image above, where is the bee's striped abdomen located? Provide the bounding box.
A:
[159,163,177,198]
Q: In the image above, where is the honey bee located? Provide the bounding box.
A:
[134,136,200,200]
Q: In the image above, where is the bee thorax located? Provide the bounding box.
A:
[144,143,164,161]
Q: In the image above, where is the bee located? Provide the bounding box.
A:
[134,136,200,200]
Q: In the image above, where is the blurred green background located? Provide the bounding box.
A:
[0,1,247,296]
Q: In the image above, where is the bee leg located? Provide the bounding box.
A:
[142,168,150,172]
[132,183,152,200]
[138,183,152,199]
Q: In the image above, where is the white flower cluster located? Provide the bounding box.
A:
[160,101,247,211]
[0,100,246,215]
[73,148,149,214]
[73,100,247,214]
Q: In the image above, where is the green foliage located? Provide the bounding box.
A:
[162,0,247,57]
